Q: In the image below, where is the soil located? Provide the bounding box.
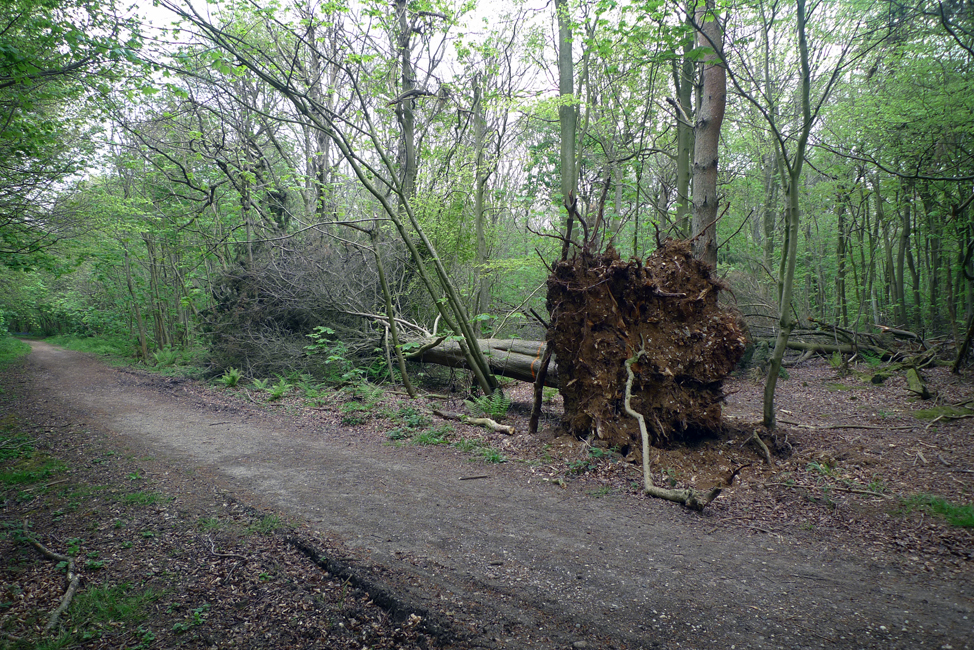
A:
[547,240,747,449]
[2,339,973,649]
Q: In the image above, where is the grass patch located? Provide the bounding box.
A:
[912,405,974,420]
[196,516,225,532]
[0,336,31,367]
[118,491,166,506]
[0,454,68,487]
[477,447,506,464]
[452,437,486,453]
[902,494,974,528]
[46,334,133,359]
[413,424,453,446]
[246,514,285,535]
[28,583,163,649]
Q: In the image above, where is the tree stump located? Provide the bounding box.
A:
[546,239,747,453]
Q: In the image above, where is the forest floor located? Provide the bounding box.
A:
[1,339,973,649]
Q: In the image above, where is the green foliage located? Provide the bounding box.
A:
[46,334,133,359]
[118,491,164,506]
[267,376,292,401]
[464,391,511,420]
[0,441,68,486]
[397,406,431,430]
[913,406,974,420]
[860,351,882,367]
[305,326,366,384]
[567,446,619,474]
[247,515,285,535]
[152,346,179,367]
[0,336,31,367]
[251,378,270,391]
[218,367,242,388]
[413,424,454,446]
[385,406,432,441]
[173,603,210,633]
[902,494,974,528]
[806,460,834,476]
[478,447,506,464]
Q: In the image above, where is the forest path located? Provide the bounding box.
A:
[24,340,973,649]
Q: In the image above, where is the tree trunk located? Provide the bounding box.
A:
[411,338,558,388]
[690,0,725,267]
[673,24,694,238]
[556,0,578,251]
[762,0,811,430]
[473,73,490,333]
[835,191,849,327]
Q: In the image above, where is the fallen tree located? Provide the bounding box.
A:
[408,338,558,388]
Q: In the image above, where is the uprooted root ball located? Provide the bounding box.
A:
[546,239,748,453]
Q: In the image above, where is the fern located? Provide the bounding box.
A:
[464,391,512,420]
[218,368,242,388]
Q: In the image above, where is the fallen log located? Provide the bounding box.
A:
[433,409,515,435]
[408,338,558,388]
[906,367,933,399]
[785,340,891,358]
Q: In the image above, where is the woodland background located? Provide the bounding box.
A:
[2,0,972,423]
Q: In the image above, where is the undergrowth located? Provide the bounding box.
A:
[0,336,30,367]
[902,494,974,528]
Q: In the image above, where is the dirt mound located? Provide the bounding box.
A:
[546,239,747,452]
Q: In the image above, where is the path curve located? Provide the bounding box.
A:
[24,341,973,649]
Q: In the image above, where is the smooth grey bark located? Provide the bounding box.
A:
[556,0,578,256]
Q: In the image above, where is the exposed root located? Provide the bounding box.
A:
[624,347,721,511]
[749,429,773,466]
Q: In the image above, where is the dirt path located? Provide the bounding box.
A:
[23,340,974,649]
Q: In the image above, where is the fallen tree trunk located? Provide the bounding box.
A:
[784,340,892,358]
[408,338,558,388]
[906,367,933,399]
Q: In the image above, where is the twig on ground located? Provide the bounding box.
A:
[433,410,514,434]
[26,531,80,633]
[925,413,974,430]
[205,535,248,561]
[764,481,890,499]
[779,419,914,431]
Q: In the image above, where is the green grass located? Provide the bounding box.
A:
[46,334,133,358]
[413,424,453,446]
[246,514,285,535]
[118,491,166,506]
[196,516,224,532]
[452,437,486,453]
[0,335,31,367]
[0,451,68,487]
[478,447,506,464]
[902,494,974,528]
[912,406,974,420]
[21,583,162,650]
